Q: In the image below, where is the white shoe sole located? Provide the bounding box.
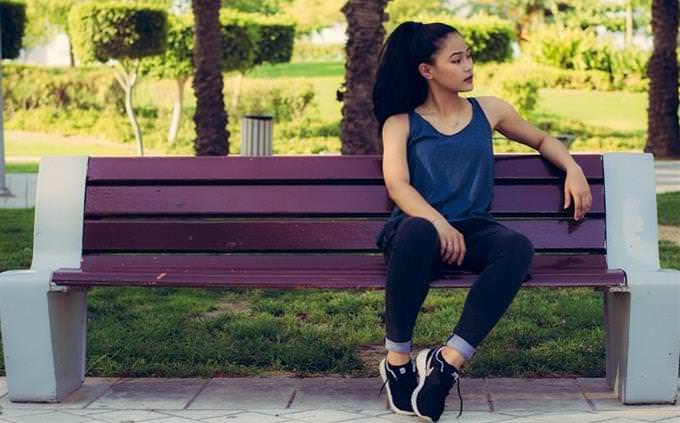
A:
[379,358,416,416]
[411,349,435,422]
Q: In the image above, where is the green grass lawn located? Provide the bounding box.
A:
[0,192,678,378]
[246,61,344,79]
[537,88,649,132]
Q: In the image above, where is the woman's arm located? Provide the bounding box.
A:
[381,114,449,227]
[485,96,592,221]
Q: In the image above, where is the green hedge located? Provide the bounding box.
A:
[396,14,515,63]
[219,10,296,68]
[142,12,295,79]
[68,2,167,64]
[2,64,122,114]
[524,25,650,77]
[0,1,26,59]
[475,60,649,93]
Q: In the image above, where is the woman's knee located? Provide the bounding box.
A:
[498,232,535,267]
[392,216,440,251]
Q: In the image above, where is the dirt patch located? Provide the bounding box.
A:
[196,299,251,320]
[659,225,680,245]
[357,344,385,375]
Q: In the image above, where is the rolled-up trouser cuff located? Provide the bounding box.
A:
[385,337,412,353]
[446,334,476,360]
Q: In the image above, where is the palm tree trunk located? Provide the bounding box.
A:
[340,0,390,155]
[646,0,680,158]
[192,0,229,156]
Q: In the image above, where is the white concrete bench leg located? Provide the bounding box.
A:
[0,156,89,402]
[605,270,680,404]
[0,270,88,401]
[603,152,680,404]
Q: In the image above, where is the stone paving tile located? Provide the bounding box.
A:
[290,378,385,411]
[578,378,680,415]
[369,413,416,422]
[520,411,615,423]
[340,417,407,423]
[58,409,121,416]
[76,409,172,423]
[126,417,196,423]
[203,411,291,423]
[188,378,298,410]
[596,409,680,422]
[0,411,94,423]
[88,378,208,410]
[424,411,521,423]
[283,408,365,423]
[0,379,6,398]
[446,378,489,412]
[0,409,62,419]
[157,410,243,420]
[487,378,590,413]
[0,378,118,410]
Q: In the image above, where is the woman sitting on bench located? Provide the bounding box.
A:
[372,21,593,422]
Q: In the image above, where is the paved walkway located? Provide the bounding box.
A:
[0,377,678,423]
[1,159,679,209]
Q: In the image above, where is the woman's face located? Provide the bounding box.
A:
[419,32,474,92]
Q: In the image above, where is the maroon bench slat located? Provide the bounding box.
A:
[86,154,604,182]
[52,253,625,288]
[84,183,605,216]
[82,218,607,251]
[50,270,626,289]
[73,253,615,272]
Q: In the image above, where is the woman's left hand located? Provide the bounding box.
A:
[563,165,592,221]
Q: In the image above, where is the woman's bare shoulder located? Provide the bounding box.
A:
[474,96,505,129]
[383,113,410,140]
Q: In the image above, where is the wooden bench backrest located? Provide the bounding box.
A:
[82,154,606,255]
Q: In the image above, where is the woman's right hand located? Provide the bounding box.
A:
[433,218,466,266]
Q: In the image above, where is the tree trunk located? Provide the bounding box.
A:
[192,0,229,156]
[168,77,187,146]
[625,0,634,48]
[67,34,75,67]
[113,60,144,157]
[646,0,680,158]
[340,0,390,155]
[231,72,243,112]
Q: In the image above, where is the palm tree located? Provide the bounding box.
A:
[192,0,229,155]
[340,0,390,155]
[646,0,680,158]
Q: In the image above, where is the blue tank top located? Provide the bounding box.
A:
[376,96,497,250]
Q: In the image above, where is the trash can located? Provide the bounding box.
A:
[240,115,273,156]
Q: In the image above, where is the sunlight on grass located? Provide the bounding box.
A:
[537,88,648,132]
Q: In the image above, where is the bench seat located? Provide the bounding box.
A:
[53,254,625,288]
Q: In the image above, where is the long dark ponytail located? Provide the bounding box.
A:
[372,21,460,136]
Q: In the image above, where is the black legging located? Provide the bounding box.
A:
[381,216,534,359]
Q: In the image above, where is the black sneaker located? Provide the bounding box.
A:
[378,357,418,415]
[411,346,464,421]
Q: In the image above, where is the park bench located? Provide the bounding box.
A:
[0,153,678,405]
